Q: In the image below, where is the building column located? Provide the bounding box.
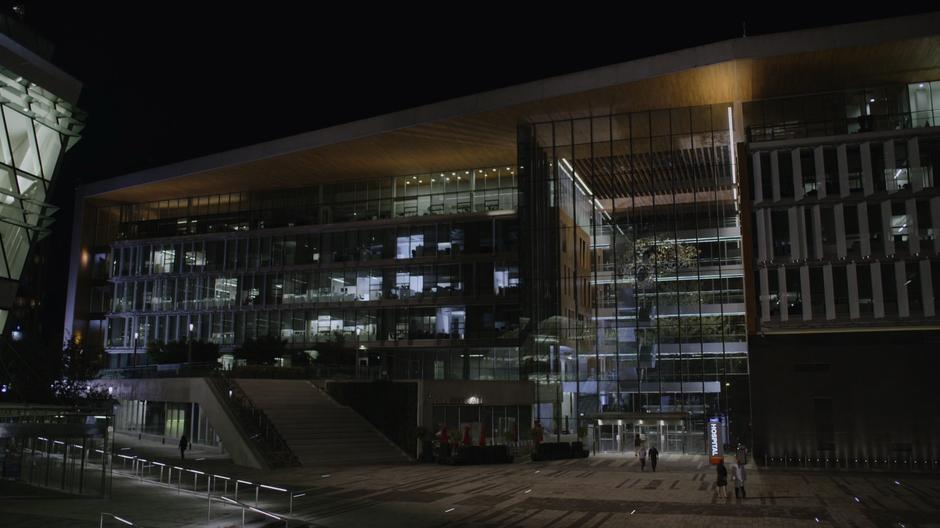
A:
[792,149,804,200]
[814,146,827,198]
[752,153,764,204]
[756,209,768,262]
[759,267,771,322]
[800,265,812,320]
[909,137,923,192]
[797,206,810,259]
[884,141,897,192]
[906,199,920,255]
[861,142,874,196]
[778,266,788,322]
[812,206,824,259]
[788,208,801,260]
[847,262,860,319]
[858,204,871,257]
[921,259,936,317]
[931,197,940,255]
[895,260,910,318]
[881,201,895,256]
[823,264,835,320]
[834,203,847,258]
[770,150,781,202]
[871,262,885,319]
[837,144,850,197]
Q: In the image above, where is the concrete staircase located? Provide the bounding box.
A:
[233,379,411,467]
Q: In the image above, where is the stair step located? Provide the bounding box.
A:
[233,379,409,467]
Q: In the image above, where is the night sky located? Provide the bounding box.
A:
[5,3,937,340]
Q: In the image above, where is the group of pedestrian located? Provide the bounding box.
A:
[633,434,659,472]
[716,443,748,500]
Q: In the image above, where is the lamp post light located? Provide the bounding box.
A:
[188,322,194,364]
[132,332,139,368]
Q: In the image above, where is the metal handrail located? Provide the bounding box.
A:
[108,446,296,526]
[99,512,135,526]
[96,362,217,379]
[208,373,300,468]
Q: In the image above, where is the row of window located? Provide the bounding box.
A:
[758,259,940,322]
[744,81,940,141]
[757,197,939,263]
[93,166,517,244]
[107,263,520,313]
[105,218,519,278]
[752,137,939,203]
[105,304,520,349]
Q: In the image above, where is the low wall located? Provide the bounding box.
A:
[90,378,266,469]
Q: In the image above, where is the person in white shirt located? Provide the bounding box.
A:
[731,461,747,499]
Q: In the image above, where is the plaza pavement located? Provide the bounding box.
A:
[1,438,939,527]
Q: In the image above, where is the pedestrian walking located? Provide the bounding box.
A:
[533,421,544,446]
[732,461,747,499]
[633,433,641,456]
[648,446,659,472]
[179,434,188,461]
[462,425,472,447]
[716,459,728,499]
[436,424,451,459]
[638,446,647,471]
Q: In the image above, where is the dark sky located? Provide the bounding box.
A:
[16,4,939,188]
[4,4,938,342]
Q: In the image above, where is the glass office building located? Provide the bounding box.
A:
[518,105,748,452]
[66,15,940,457]
[93,168,521,381]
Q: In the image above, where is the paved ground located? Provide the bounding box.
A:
[2,438,939,527]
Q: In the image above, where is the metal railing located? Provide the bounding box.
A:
[96,362,217,379]
[746,112,926,142]
[207,373,300,468]
[108,448,295,526]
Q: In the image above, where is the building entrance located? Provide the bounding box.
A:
[592,412,692,454]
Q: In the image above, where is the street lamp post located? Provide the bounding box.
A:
[188,322,194,364]
[132,332,139,368]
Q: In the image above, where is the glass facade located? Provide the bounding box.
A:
[518,104,749,453]
[81,73,940,459]
[744,81,940,142]
[98,166,522,378]
[93,167,517,244]
[114,399,222,447]
[748,81,940,328]
[0,67,83,330]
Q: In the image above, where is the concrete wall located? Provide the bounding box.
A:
[90,378,266,469]
[749,330,940,466]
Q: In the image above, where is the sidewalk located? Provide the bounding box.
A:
[2,446,938,527]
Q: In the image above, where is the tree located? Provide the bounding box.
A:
[309,331,353,366]
[147,340,220,364]
[234,335,286,365]
[618,236,700,288]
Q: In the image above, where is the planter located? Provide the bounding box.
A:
[531,442,589,461]
[438,445,513,465]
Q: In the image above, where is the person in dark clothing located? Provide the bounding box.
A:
[179,434,188,460]
[716,460,728,499]
[648,446,659,472]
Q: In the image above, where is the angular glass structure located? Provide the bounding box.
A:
[0,66,84,330]
[518,105,749,453]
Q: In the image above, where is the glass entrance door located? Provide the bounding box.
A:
[598,424,621,452]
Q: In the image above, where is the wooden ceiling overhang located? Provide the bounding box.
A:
[85,14,940,205]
